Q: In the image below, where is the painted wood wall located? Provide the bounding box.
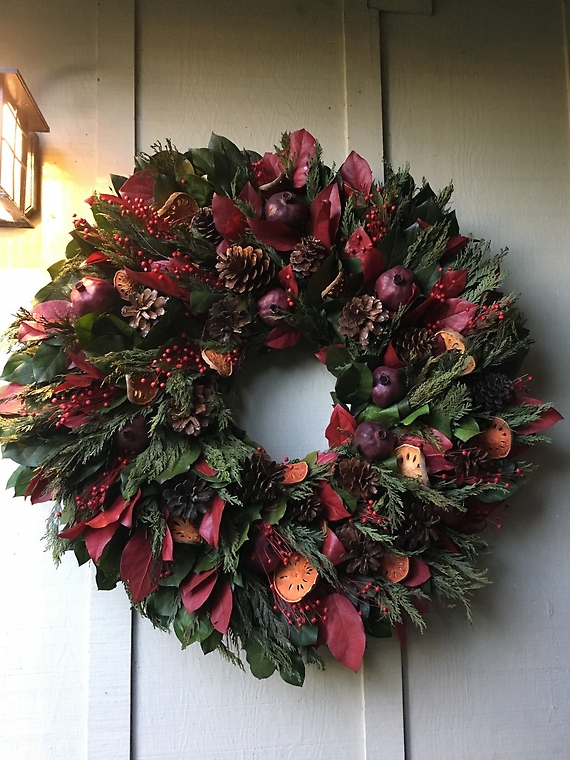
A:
[0,1,569,758]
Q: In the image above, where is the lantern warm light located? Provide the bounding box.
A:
[0,68,49,227]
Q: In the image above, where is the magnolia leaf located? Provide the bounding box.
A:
[180,567,218,614]
[209,579,233,634]
[120,531,159,603]
[323,593,366,672]
[246,640,276,679]
[454,415,480,442]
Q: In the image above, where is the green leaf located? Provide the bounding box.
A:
[146,586,179,621]
[325,346,353,378]
[400,403,430,426]
[454,415,480,442]
[190,290,223,314]
[208,133,245,167]
[427,411,453,440]
[379,226,408,268]
[2,441,53,467]
[158,544,198,586]
[279,652,305,687]
[174,607,196,647]
[358,403,400,427]
[154,441,201,483]
[246,640,276,679]
[288,622,318,647]
[1,352,35,384]
[185,614,214,645]
[336,363,373,405]
[262,496,288,525]
[193,548,220,573]
[306,254,341,306]
[153,173,179,208]
[366,615,392,638]
[200,629,223,655]
[178,174,214,207]
[110,174,128,194]
[32,341,68,384]
[74,540,90,566]
[6,465,34,496]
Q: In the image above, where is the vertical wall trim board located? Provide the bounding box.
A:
[342,0,384,178]
[89,3,136,759]
[561,0,570,146]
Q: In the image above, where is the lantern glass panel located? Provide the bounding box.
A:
[1,101,26,208]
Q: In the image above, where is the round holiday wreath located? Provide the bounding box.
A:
[0,130,561,686]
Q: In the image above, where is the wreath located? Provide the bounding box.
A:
[0,130,561,686]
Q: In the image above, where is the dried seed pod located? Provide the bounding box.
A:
[436,328,476,375]
[273,554,319,603]
[395,444,430,486]
[380,554,410,583]
[474,417,512,459]
[201,348,233,377]
[282,461,309,484]
[157,192,199,223]
[126,373,160,405]
[168,515,203,545]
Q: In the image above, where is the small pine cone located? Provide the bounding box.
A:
[294,492,323,524]
[394,500,440,551]
[338,295,389,347]
[336,523,385,575]
[469,373,513,414]
[336,458,380,501]
[168,385,213,436]
[455,447,489,481]
[238,452,284,505]
[121,288,168,336]
[205,295,252,345]
[162,471,216,522]
[290,236,328,277]
[394,328,435,362]
[191,206,223,247]
[216,245,275,294]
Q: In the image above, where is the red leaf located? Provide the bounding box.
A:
[308,183,341,250]
[211,194,246,239]
[322,528,346,565]
[123,267,189,301]
[180,567,218,614]
[0,383,25,416]
[119,171,156,204]
[209,579,233,634]
[402,557,431,588]
[195,458,218,477]
[199,494,225,547]
[432,297,478,333]
[316,451,339,465]
[325,404,357,447]
[85,522,120,563]
[86,494,128,529]
[247,218,302,251]
[382,342,405,369]
[446,235,469,257]
[67,352,105,379]
[58,521,88,540]
[346,226,373,256]
[238,182,263,218]
[289,129,317,188]
[18,300,75,342]
[84,251,112,266]
[430,270,468,299]
[359,247,385,284]
[161,524,174,563]
[318,482,351,521]
[278,264,299,298]
[264,326,303,349]
[513,397,563,435]
[340,151,373,195]
[26,474,53,504]
[323,593,366,672]
[259,152,284,185]
[120,531,159,603]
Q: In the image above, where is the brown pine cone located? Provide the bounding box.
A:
[394,500,440,551]
[336,523,385,575]
[191,206,223,246]
[205,296,252,345]
[336,458,380,501]
[168,385,213,437]
[294,492,323,524]
[238,452,284,505]
[469,373,513,414]
[338,295,389,347]
[394,327,435,362]
[454,447,489,482]
[290,236,328,277]
[162,471,216,522]
[121,288,168,336]
[215,245,275,294]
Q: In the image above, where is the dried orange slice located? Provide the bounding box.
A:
[157,192,199,223]
[395,444,430,486]
[273,553,319,603]
[474,417,512,459]
[436,328,475,375]
[282,461,309,485]
[168,515,203,545]
[201,349,233,377]
[126,373,160,405]
[380,554,410,583]
[114,270,138,300]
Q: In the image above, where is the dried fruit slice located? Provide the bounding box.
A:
[201,348,233,377]
[395,444,430,486]
[114,270,138,300]
[157,192,199,223]
[126,373,160,405]
[474,417,512,459]
[282,461,309,485]
[273,553,319,603]
[168,515,203,545]
[380,553,410,583]
[436,328,476,375]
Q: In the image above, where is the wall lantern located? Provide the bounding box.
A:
[0,68,49,228]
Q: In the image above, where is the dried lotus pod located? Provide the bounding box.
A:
[395,444,430,486]
[201,348,233,377]
[473,417,512,459]
[114,270,138,300]
[157,192,199,223]
[273,553,319,603]
[380,553,410,583]
[126,373,160,405]
[282,461,309,484]
[436,328,476,375]
[168,514,203,545]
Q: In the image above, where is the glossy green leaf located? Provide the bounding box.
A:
[201,629,223,655]
[336,363,373,405]
[2,441,53,467]
[1,352,35,384]
[246,640,276,679]
[400,403,430,426]
[158,544,198,587]
[155,441,201,483]
[288,622,319,647]
[32,341,67,384]
[6,464,34,496]
[454,415,480,442]
[279,653,305,687]
[358,403,400,427]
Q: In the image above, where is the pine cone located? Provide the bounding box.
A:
[336,523,385,575]
[338,295,389,347]
[394,500,440,551]
[294,492,323,524]
[121,288,168,336]
[469,373,513,414]
[336,458,380,501]
[216,245,275,294]
[162,471,216,522]
[168,385,213,436]
[290,236,328,277]
[454,447,489,482]
[394,328,435,362]
[205,296,252,345]
[191,206,223,247]
[238,452,283,505]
